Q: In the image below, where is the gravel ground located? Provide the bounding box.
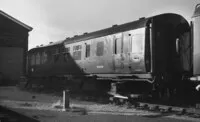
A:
[0,86,199,122]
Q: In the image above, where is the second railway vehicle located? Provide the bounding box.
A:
[27,5,200,99]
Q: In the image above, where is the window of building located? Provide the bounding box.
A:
[36,53,40,65]
[85,44,90,58]
[73,45,82,60]
[31,54,35,65]
[96,41,104,56]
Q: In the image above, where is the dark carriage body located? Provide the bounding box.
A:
[28,40,85,78]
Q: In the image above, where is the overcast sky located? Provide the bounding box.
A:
[0,0,199,49]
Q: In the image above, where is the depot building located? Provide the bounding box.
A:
[0,10,32,85]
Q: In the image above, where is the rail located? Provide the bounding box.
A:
[0,105,40,122]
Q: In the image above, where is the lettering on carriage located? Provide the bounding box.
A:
[97,65,104,68]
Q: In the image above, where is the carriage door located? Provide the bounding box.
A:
[128,28,146,73]
[113,33,124,73]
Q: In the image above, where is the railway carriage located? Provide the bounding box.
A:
[63,14,191,78]
[27,13,191,97]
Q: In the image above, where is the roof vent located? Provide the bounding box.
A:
[49,42,53,44]
[83,32,88,35]
[40,44,43,46]
[139,17,145,20]
[112,24,118,27]
[36,45,39,48]
[74,35,78,37]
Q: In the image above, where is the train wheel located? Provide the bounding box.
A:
[151,85,172,101]
[151,88,160,100]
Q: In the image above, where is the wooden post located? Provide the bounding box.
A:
[110,83,117,94]
[63,90,70,111]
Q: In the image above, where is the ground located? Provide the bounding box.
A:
[0,86,199,122]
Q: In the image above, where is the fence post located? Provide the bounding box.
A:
[63,90,70,111]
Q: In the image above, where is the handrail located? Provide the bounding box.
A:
[195,3,200,10]
[192,4,200,17]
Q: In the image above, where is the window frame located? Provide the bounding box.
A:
[130,28,145,54]
[96,41,104,56]
[41,51,47,64]
[30,54,35,66]
[85,43,90,58]
[73,45,82,60]
[113,33,123,54]
[35,52,41,65]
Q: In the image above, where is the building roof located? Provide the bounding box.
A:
[0,10,33,31]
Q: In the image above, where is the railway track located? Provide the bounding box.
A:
[25,83,200,119]
[64,89,200,118]
[108,93,200,118]
[0,105,39,122]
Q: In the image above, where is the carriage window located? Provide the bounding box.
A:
[114,39,117,54]
[53,49,59,54]
[131,35,143,53]
[85,44,90,58]
[96,41,104,56]
[114,33,122,54]
[53,48,60,62]
[61,47,70,54]
[61,47,65,53]
[31,54,35,65]
[41,52,47,64]
[131,28,145,54]
[73,45,82,60]
[64,47,70,61]
[36,53,40,65]
[114,38,122,54]
[123,33,130,53]
[65,47,70,53]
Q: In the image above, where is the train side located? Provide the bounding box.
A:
[27,13,193,96]
[63,13,191,80]
[64,26,147,76]
[28,41,82,77]
[28,13,191,79]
